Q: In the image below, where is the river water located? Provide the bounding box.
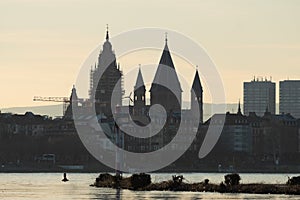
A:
[0,173,299,199]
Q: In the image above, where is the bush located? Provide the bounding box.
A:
[224,173,241,186]
[204,179,209,185]
[96,173,114,183]
[131,173,151,189]
[287,176,300,185]
[172,175,184,184]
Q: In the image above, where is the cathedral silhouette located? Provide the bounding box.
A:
[88,27,203,125]
[65,27,204,153]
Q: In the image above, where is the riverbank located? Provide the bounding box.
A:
[91,173,300,195]
[2,173,299,200]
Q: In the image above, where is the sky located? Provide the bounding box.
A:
[1,0,300,108]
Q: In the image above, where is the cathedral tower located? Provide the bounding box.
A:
[90,27,123,118]
[191,69,203,123]
[133,67,146,115]
[150,36,182,114]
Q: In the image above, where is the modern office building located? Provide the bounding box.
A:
[243,78,276,116]
[280,80,300,119]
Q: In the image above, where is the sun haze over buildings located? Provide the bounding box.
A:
[1,0,300,109]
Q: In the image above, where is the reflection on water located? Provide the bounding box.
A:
[0,173,299,199]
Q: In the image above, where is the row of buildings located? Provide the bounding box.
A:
[0,112,75,137]
[200,107,300,167]
[65,28,300,170]
[1,103,299,170]
[0,27,300,171]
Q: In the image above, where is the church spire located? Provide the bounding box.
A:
[165,32,168,44]
[163,32,169,52]
[135,65,145,90]
[237,99,242,115]
[150,35,182,113]
[70,85,78,102]
[133,65,146,115]
[191,68,203,123]
[106,24,109,40]
[158,33,174,69]
[150,35,182,92]
[192,68,203,95]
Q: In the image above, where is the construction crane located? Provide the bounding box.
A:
[33,96,71,116]
[33,85,91,116]
[33,96,98,116]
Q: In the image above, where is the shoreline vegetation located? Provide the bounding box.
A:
[91,173,300,195]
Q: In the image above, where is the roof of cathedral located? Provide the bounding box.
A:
[150,38,182,92]
[103,29,112,51]
[192,69,203,95]
[97,27,117,69]
[158,38,175,69]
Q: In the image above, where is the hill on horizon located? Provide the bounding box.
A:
[1,102,281,121]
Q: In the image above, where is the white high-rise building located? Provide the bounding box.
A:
[243,78,276,116]
[280,80,300,119]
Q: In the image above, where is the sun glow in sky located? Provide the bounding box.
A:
[1,0,300,108]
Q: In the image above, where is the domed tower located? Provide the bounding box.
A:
[90,26,123,118]
[150,36,182,114]
[191,69,203,123]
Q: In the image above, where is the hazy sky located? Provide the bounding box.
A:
[1,0,300,108]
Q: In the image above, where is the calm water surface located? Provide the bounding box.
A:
[0,173,299,199]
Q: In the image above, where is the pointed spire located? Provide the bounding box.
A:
[165,32,168,43]
[106,24,109,40]
[192,68,203,96]
[237,99,242,115]
[163,32,169,52]
[150,36,182,93]
[70,85,78,101]
[159,34,173,68]
[135,65,145,89]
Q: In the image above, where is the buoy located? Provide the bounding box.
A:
[62,172,69,182]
